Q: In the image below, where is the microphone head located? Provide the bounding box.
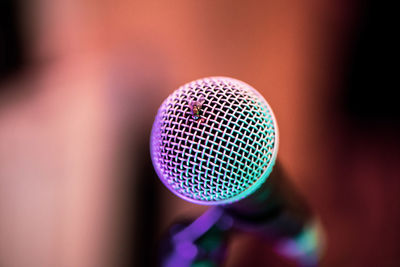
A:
[151,77,279,205]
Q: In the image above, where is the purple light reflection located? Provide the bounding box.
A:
[173,207,224,243]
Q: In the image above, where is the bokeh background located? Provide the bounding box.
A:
[1,0,398,266]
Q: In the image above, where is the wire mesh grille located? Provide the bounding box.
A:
[151,77,278,205]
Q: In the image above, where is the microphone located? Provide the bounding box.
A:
[151,77,323,266]
[151,77,278,205]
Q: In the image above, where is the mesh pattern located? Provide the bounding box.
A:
[151,77,278,205]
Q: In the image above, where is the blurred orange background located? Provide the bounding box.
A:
[1,0,398,266]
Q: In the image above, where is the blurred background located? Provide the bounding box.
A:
[0,0,398,266]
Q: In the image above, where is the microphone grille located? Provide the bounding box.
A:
[151,77,278,205]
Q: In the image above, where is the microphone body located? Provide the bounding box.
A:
[151,77,323,266]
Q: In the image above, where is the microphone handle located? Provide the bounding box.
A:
[226,162,323,266]
[160,163,324,266]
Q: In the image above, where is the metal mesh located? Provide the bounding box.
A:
[151,77,278,205]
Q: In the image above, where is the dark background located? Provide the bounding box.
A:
[1,0,399,266]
